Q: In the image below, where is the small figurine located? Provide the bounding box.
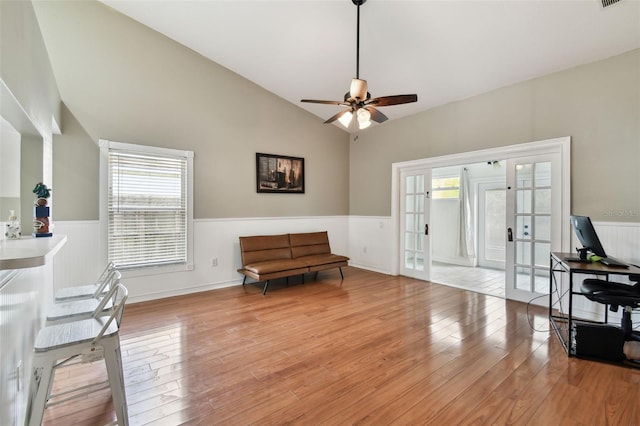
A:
[32,182,52,237]
[5,210,21,239]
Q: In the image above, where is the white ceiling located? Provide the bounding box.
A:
[101,0,640,131]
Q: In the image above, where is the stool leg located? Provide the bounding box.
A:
[27,355,54,426]
[102,338,129,426]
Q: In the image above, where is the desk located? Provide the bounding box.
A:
[549,252,640,357]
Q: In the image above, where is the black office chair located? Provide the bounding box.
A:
[581,274,640,341]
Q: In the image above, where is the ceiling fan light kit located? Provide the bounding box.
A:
[301,0,417,131]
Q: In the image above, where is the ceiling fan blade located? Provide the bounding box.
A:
[365,107,388,123]
[301,99,344,105]
[324,109,352,124]
[366,94,418,107]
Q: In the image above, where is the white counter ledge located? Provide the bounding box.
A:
[0,234,67,270]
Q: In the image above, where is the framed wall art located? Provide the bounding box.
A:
[256,153,305,194]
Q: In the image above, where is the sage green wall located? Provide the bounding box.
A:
[20,135,43,230]
[52,104,99,220]
[33,0,349,221]
[0,0,60,230]
[350,49,640,222]
[0,0,60,137]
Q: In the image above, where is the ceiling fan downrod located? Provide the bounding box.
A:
[354,0,366,79]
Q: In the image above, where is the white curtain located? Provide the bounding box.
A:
[458,168,476,263]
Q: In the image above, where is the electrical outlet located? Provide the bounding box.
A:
[211,257,218,267]
[363,247,367,254]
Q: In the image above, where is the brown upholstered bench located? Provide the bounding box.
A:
[238,231,349,294]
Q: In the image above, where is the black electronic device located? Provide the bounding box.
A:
[569,215,628,268]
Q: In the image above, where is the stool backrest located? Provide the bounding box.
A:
[92,263,118,297]
[92,270,122,318]
[92,282,128,345]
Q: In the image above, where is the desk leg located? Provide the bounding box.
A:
[549,255,553,321]
[567,271,574,356]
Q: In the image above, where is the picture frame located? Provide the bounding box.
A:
[256,153,305,194]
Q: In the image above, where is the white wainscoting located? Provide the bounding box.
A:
[347,216,394,274]
[53,217,349,303]
[591,221,640,266]
[52,218,639,304]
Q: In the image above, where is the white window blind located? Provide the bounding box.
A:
[107,148,188,269]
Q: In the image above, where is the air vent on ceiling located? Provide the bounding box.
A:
[601,0,622,8]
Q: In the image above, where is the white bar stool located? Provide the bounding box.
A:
[26,283,129,426]
[54,262,117,302]
[46,271,122,325]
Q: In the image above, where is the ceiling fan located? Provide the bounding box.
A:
[301,0,417,130]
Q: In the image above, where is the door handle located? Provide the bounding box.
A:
[507,227,513,242]
[425,224,429,235]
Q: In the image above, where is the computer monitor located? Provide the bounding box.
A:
[570,215,628,267]
[570,215,607,257]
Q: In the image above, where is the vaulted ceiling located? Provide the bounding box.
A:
[100,0,640,130]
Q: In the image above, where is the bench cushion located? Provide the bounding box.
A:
[295,254,349,267]
[290,231,332,258]
[239,234,292,265]
[243,259,308,275]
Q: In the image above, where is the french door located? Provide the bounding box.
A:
[400,168,431,280]
[505,153,561,303]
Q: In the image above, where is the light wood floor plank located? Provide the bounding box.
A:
[41,266,640,425]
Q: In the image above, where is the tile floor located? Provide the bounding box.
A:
[430,262,549,299]
[430,262,506,298]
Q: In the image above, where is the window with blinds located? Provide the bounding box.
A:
[105,144,191,269]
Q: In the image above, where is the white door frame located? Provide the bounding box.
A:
[390,137,571,276]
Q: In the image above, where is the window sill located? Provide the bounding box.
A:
[120,262,194,278]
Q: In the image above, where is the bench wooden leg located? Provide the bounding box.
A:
[339,267,344,280]
[262,280,270,295]
[242,276,247,286]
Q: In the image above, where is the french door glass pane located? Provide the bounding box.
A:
[405,232,415,250]
[535,162,551,187]
[406,176,415,191]
[534,242,551,267]
[405,214,414,232]
[516,241,531,265]
[405,252,414,269]
[516,164,532,187]
[516,190,532,214]
[516,216,531,239]
[405,195,415,212]
[535,216,551,240]
[534,189,551,213]
[416,194,424,213]
[516,267,531,290]
[534,269,550,293]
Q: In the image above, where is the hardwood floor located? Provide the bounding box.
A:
[42,267,640,425]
